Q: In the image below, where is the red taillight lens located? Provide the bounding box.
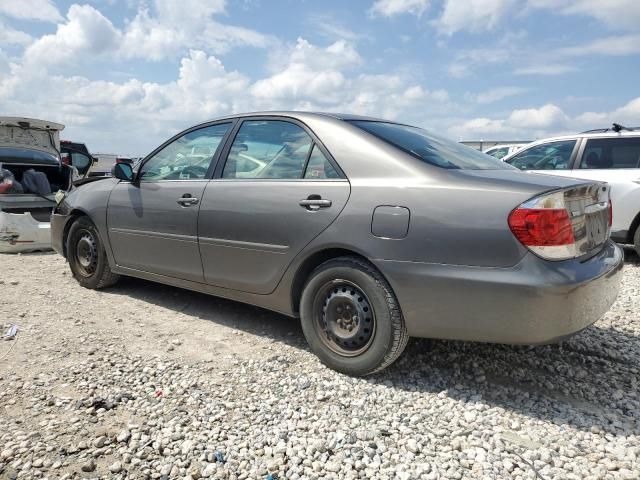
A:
[508,208,575,246]
[608,200,613,227]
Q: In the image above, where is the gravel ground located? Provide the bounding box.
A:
[1,249,639,480]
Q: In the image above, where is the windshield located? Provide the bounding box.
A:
[349,121,513,170]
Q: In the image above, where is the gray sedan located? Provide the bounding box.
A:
[51,112,623,375]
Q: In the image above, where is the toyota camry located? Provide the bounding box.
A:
[51,112,623,375]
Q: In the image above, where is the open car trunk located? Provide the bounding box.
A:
[0,117,69,253]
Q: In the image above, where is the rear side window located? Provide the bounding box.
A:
[507,140,576,170]
[579,137,640,169]
[304,145,339,179]
[349,121,511,170]
[223,120,313,179]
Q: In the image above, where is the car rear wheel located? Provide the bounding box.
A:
[634,225,640,257]
[67,216,120,289]
[300,257,409,376]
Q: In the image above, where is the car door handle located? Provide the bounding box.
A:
[177,197,199,206]
[299,198,332,210]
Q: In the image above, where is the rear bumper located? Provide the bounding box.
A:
[50,212,71,257]
[610,229,629,244]
[374,241,624,344]
[0,211,52,253]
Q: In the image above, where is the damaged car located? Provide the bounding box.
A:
[0,117,91,253]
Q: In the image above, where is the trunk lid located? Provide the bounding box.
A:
[0,117,65,165]
[457,169,611,260]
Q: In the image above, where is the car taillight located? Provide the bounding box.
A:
[608,200,613,227]
[61,153,70,166]
[509,208,575,246]
[508,190,577,260]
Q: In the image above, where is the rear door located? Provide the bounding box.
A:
[107,122,233,282]
[569,136,640,235]
[198,118,350,294]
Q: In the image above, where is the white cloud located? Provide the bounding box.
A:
[558,34,640,57]
[575,97,640,128]
[467,86,528,104]
[434,0,518,35]
[1,35,448,154]
[23,5,121,68]
[529,0,640,31]
[451,103,570,139]
[0,0,63,22]
[17,0,273,69]
[514,64,577,75]
[120,1,272,60]
[447,46,511,78]
[369,0,430,17]
[507,103,569,130]
[451,99,640,140]
[0,21,33,46]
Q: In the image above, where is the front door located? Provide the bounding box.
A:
[198,119,350,294]
[107,122,233,282]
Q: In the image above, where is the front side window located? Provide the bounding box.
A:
[506,140,576,171]
[223,120,313,179]
[579,138,640,169]
[139,123,231,181]
[349,121,511,170]
[488,147,509,159]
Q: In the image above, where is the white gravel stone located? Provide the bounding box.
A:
[0,251,639,480]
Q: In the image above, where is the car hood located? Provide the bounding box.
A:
[0,117,65,165]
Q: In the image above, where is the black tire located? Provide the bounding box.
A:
[66,216,120,289]
[300,256,409,376]
[634,225,640,257]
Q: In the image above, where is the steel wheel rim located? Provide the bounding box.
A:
[313,280,376,357]
[74,230,98,277]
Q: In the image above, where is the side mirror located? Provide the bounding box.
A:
[113,162,134,182]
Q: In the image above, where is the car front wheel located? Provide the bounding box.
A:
[67,216,120,289]
[300,257,409,376]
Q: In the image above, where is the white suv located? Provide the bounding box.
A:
[503,124,640,255]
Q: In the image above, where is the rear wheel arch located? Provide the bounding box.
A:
[628,210,640,245]
[290,248,394,315]
[62,210,90,258]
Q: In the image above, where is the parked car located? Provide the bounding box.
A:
[503,124,640,255]
[484,144,525,159]
[91,154,134,177]
[60,140,95,178]
[0,117,91,253]
[51,112,623,375]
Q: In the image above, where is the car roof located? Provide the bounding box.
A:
[196,111,397,125]
[486,144,525,149]
[526,130,640,144]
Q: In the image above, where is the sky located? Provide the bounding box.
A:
[0,0,639,155]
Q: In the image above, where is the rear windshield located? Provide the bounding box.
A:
[0,147,59,165]
[349,121,513,170]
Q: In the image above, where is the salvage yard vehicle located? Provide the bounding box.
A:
[503,124,640,255]
[483,143,525,159]
[51,112,623,375]
[0,117,91,253]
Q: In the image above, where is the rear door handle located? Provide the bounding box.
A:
[299,198,332,210]
[177,196,199,207]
